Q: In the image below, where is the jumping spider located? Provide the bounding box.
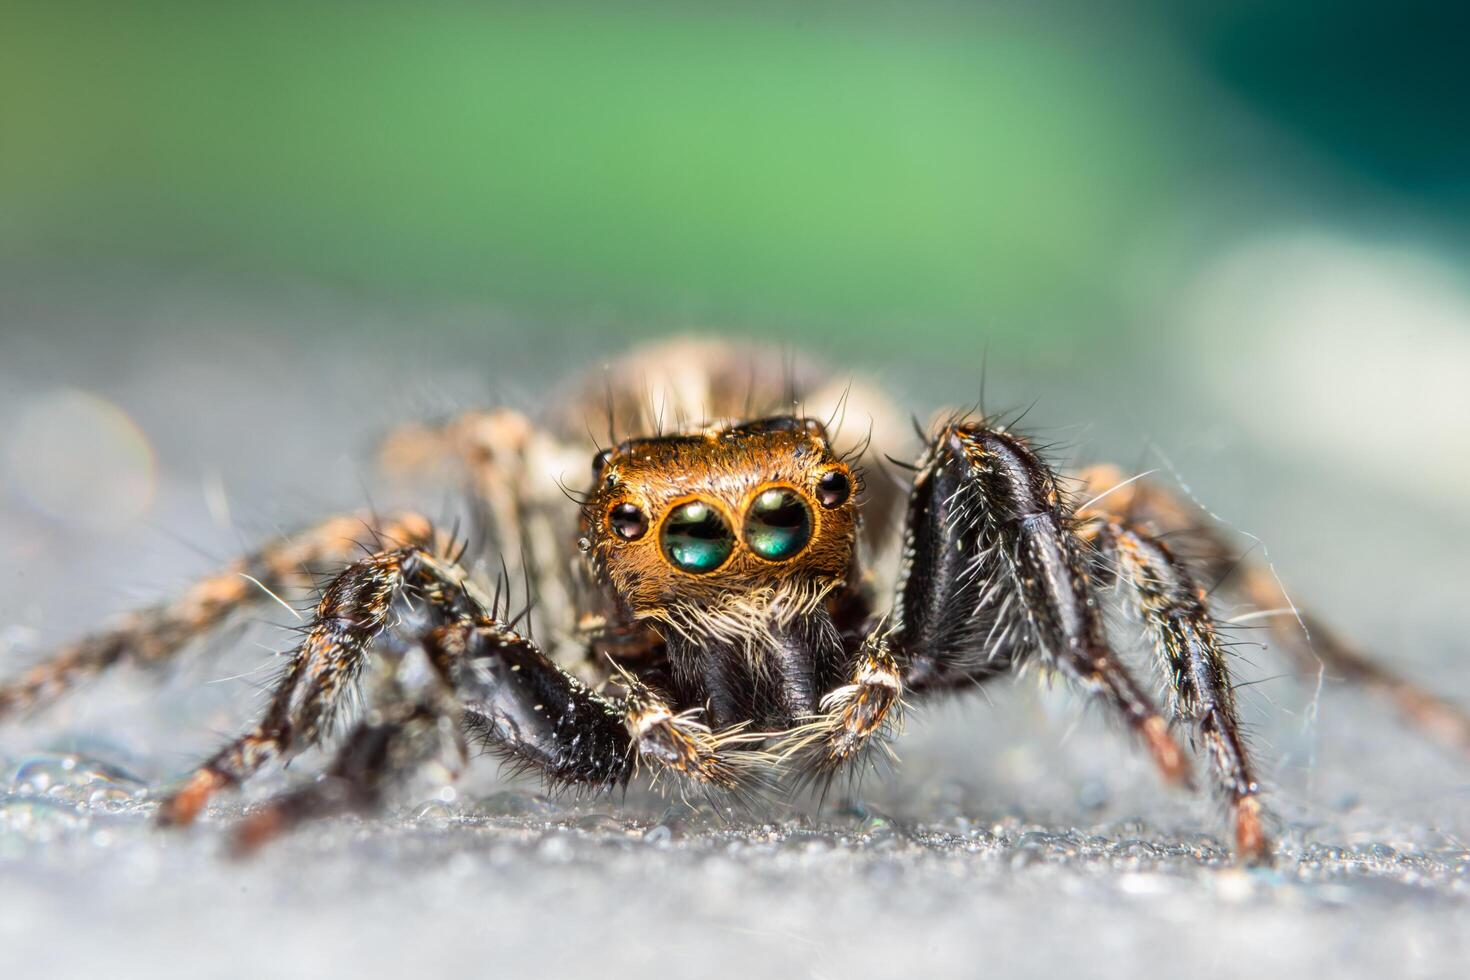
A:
[3,339,1466,863]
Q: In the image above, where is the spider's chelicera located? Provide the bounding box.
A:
[3,339,1466,863]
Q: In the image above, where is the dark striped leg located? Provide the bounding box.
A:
[1076,464,1470,758]
[895,422,1189,785]
[1085,517,1270,864]
[0,511,435,721]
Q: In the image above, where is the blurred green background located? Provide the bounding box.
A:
[5,0,1468,354]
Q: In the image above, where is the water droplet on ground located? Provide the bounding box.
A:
[9,753,149,806]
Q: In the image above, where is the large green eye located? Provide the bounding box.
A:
[660,500,735,573]
[743,487,812,561]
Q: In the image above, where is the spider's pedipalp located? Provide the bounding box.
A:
[774,630,903,776]
[609,659,779,806]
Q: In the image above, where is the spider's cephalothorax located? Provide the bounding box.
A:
[3,338,1467,864]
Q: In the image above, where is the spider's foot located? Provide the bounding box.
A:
[231,806,289,857]
[228,780,355,858]
[1234,796,1272,866]
[156,768,230,827]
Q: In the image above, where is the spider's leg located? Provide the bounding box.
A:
[231,615,652,852]
[230,701,443,855]
[1076,464,1470,757]
[435,619,770,804]
[159,543,760,828]
[377,409,578,642]
[0,511,435,722]
[1084,517,1270,863]
[378,409,535,561]
[893,422,1189,784]
[426,620,634,787]
[156,545,482,825]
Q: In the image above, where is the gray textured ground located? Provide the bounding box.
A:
[3,261,1469,978]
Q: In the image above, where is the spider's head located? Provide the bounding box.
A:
[580,416,859,622]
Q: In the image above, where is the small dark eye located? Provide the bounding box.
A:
[592,448,613,479]
[661,500,735,573]
[744,487,812,561]
[815,470,851,508]
[608,503,647,541]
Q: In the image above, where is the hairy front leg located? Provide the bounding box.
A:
[231,614,634,852]
[425,620,631,788]
[162,543,678,832]
[896,422,1189,784]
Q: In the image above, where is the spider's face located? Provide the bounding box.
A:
[581,417,858,618]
